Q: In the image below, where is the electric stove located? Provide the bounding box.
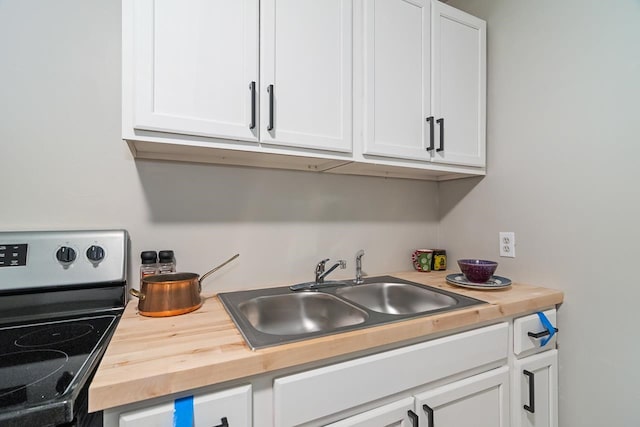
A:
[0,230,128,427]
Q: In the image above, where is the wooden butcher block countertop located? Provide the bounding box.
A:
[88,270,564,412]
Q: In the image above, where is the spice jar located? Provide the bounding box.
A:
[140,251,159,282]
[158,250,176,274]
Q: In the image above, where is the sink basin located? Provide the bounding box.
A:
[218,276,485,349]
[335,282,457,315]
[238,293,367,335]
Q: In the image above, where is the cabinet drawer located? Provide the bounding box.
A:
[513,309,557,357]
[274,323,508,426]
[119,384,251,427]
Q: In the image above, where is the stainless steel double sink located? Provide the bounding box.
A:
[218,276,485,349]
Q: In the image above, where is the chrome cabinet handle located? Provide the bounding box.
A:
[436,117,444,152]
[267,84,274,131]
[426,116,434,151]
[249,81,256,129]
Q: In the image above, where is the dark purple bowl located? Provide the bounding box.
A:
[457,259,498,283]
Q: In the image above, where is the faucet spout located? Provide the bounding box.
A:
[316,259,346,283]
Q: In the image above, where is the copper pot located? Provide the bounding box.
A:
[130,254,239,317]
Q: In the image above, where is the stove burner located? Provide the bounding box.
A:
[15,323,95,348]
[0,350,68,405]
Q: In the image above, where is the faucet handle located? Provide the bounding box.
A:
[316,258,329,271]
[315,258,330,276]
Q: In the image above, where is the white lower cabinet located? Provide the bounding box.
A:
[415,367,510,427]
[273,323,509,426]
[118,384,251,427]
[512,350,558,427]
[511,310,559,427]
[326,367,509,427]
[103,309,560,427]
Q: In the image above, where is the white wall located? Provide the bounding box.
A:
[0,0,439,291]
[444,0,640,425]
[6,1,637,424]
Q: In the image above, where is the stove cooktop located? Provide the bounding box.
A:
[0,314,118,425]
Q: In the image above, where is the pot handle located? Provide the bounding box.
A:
[129,288,146,300]
[199,254,240,290]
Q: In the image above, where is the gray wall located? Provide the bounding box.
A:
[444,0,640,425]
[0,0,439,291]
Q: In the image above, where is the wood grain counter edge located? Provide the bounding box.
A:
[88,271,564,412]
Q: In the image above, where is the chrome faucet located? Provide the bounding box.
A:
[290,258,347,291]
[315,258,347,283]
[353,249,365,284]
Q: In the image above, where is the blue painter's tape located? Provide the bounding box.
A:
[174,396,194,427]
[536,311,557,346]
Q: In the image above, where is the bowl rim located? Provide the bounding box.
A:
[457,259,498,266]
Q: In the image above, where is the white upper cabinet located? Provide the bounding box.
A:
[431,1,486,166]
[361,0,431,161]
[357,0,486,168]
[260,0,353,152]
[130,0,259,142]
[123,0,487,180]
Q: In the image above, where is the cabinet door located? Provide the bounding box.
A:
[119,384,251,427]
[361,0,431,161]
[131,0,259,141]
[274,323,508,426]
[325,397,416,427]
[431,1,486,167]
[260,0,352,152]
[512,350,558,427]
[414,367,509,427]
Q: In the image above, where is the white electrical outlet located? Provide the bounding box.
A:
[499,232,515,258]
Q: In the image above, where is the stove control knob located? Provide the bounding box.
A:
[86,245,105,263]
[56,246,77,264]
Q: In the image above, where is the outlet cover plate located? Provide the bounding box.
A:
[499,232,515,258]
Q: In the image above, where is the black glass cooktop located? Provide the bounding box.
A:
[0,315,117,411]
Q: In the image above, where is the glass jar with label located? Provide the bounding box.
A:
[140,251,158,282]
[158,250,176,274]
